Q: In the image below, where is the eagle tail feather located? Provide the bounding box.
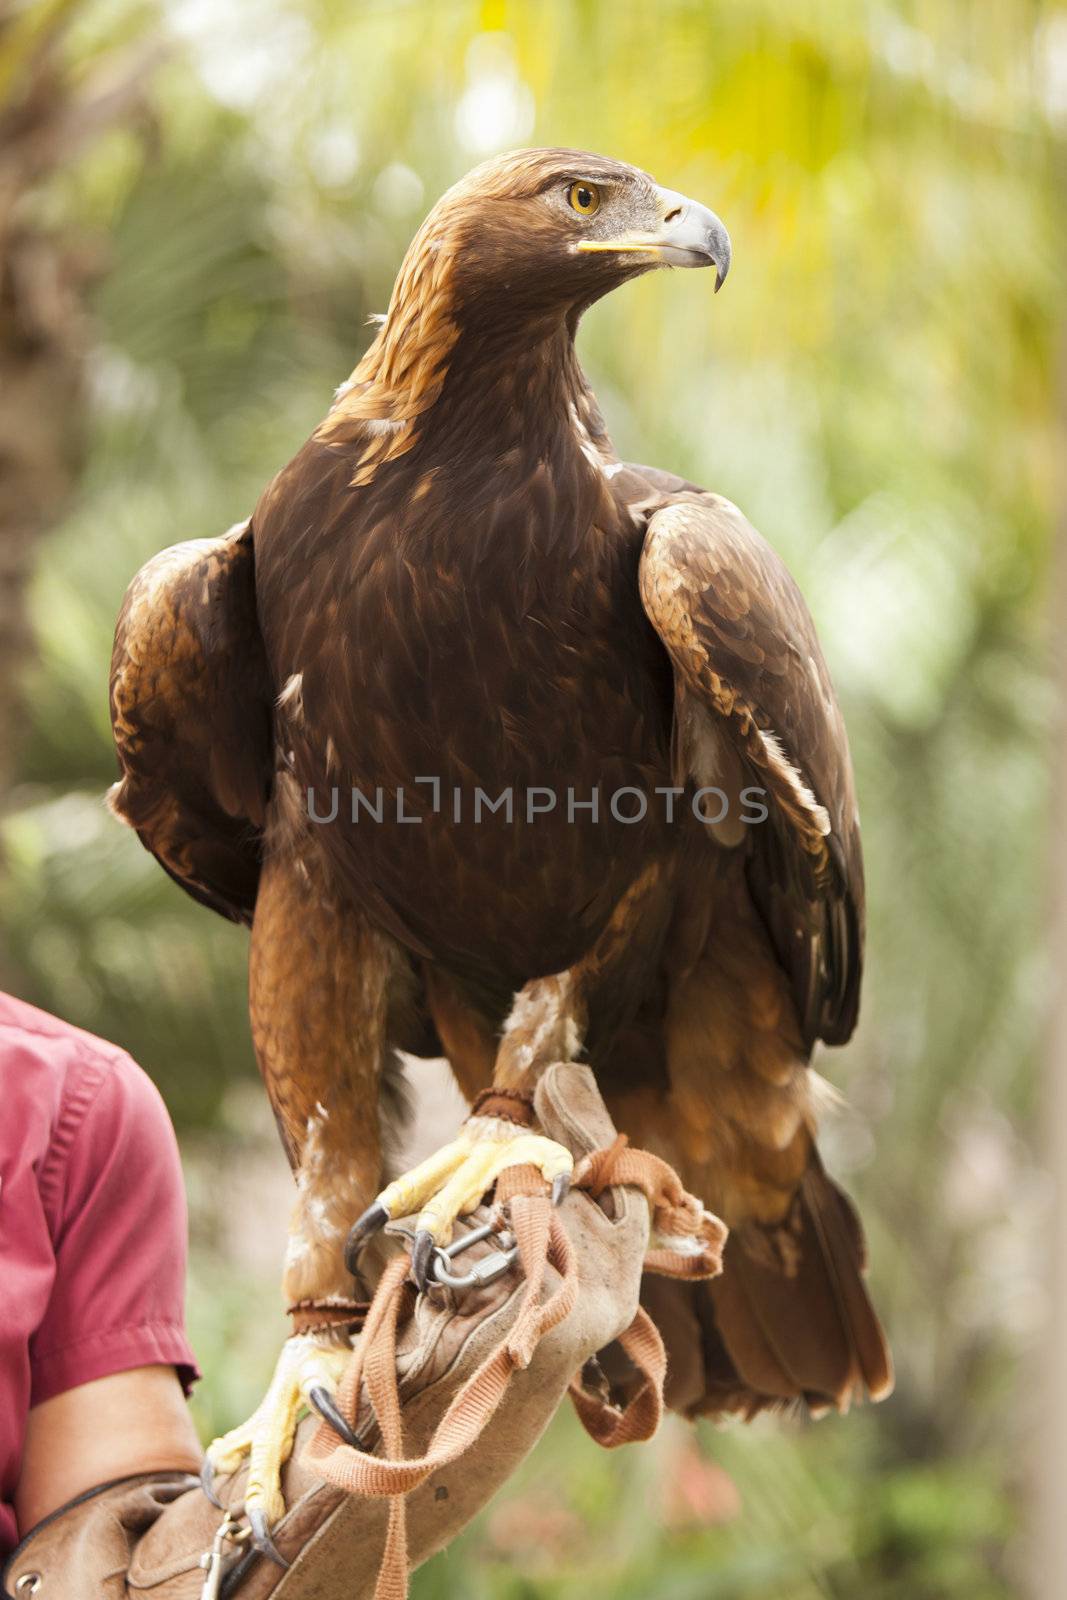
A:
[797,1157,894,1404]
[673,1157,892,1421]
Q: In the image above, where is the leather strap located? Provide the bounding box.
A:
[575,1136,728,1278]
[287,1297,369,1337]
[467,1088,535,1127]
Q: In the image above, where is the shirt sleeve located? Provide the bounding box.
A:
[30,1048,201,1406]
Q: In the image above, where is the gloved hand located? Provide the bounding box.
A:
[3,1063,662,1600]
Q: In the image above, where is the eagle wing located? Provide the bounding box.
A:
[637,489,863,1052]
[635,488,889,1416]
[108,519,272,924]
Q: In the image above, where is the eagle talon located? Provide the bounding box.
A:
[307,1384,364,1450]
[345,1200,390,1272]
[248,1507,289,1571]
[205,1335,354,1539]
[411,1229,436,1292]
[199,1455,224,1509]
[361,1119,574,1298]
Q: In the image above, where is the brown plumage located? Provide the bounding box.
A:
[110,147,890,1441]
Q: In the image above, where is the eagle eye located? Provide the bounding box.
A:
[568,181,601,216]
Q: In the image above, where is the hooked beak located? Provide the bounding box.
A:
[576,186,732,291]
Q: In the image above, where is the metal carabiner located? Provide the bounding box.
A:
[199,1512,250,1600]
[428,1222,519,1290]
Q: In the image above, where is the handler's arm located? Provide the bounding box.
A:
[16,1044,202,1544]
[16,1366,202,1534]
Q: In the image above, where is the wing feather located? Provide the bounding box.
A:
[638,492,863,1049]
[108,519,272,923]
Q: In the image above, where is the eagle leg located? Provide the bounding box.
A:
[349,969,583,1291]
[203,831,407,1535]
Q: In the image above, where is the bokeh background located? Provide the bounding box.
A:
[1,1,1064,1596]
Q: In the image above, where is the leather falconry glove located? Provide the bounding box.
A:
[2,1063,725,1600]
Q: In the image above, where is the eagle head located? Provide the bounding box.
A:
[417,147,731,318]
[322,149,730,473]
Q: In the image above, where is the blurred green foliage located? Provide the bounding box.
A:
[2,1,1062,1595]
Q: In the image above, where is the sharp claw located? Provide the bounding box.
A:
[344,1200,389,1273]
[307,1384,364,1450]
[552,1172,571,1207]
[200,1455,223,1509]
[249,1507,290,1571]
[411,1229,436,1292]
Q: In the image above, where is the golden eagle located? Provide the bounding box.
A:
[110,148,891,1554]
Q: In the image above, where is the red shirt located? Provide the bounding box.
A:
[0,993,199,1556]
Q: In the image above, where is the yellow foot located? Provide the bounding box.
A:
[203,1336,355,1562]
[346,1115,573,1290]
